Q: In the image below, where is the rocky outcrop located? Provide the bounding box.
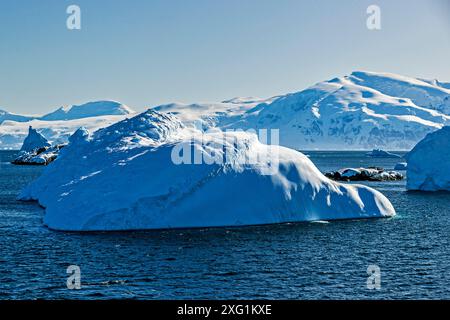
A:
[325,167,404,182]
[12,144,65,165]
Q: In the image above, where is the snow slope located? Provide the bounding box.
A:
[350,71,450,114]
[153,96,278,129]
[19,110,395,231]
[406,126,450,191]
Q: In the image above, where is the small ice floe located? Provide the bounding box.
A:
[325,167,404,182]
[311,220,330,224]
[394,162,407,171]
[366,149,401,158]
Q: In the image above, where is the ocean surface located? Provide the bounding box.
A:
[1,150,450,300]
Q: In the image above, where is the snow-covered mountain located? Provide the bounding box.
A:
[2,72,450,150]
[0,109,36,124]
[0,115,133,149]
[153,96,278,129]
[154,71,450,150]
[0,101,136,149]
[39,100,134,121]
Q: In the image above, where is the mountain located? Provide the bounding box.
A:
[0,109,36,124]
[40,101,134,121]
[228,72,450,150]
[348,71,450,114]
[153,97,278,128]
[0,101,136,149]
[154,71,449,150]
[2,72,450,150]
[0,115,132,150]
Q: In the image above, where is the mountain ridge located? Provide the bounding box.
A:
[1,71,449,150]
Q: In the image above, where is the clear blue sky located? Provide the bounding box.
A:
[0,0,449,114]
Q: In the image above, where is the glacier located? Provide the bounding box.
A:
[19,110,395,231]
[406,126,450,191]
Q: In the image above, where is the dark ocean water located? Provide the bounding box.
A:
[1,150,450,299]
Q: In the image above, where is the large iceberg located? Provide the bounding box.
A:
[406,126,450,191]
[19,110,395,231]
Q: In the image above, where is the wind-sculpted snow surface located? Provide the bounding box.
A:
[19,110,395,231]
[406,126,450,191]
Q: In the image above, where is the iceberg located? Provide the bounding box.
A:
[12,126,64,165]
[19,110,395,231]
[20,126,51,152]
[366,149,401,158]
[394,162,407,171]
[406,126,450,191]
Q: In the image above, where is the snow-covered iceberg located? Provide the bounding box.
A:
[406,126,450,191]
[12,126,64,165]
[19,110,395,231]
[20,126,51,152]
